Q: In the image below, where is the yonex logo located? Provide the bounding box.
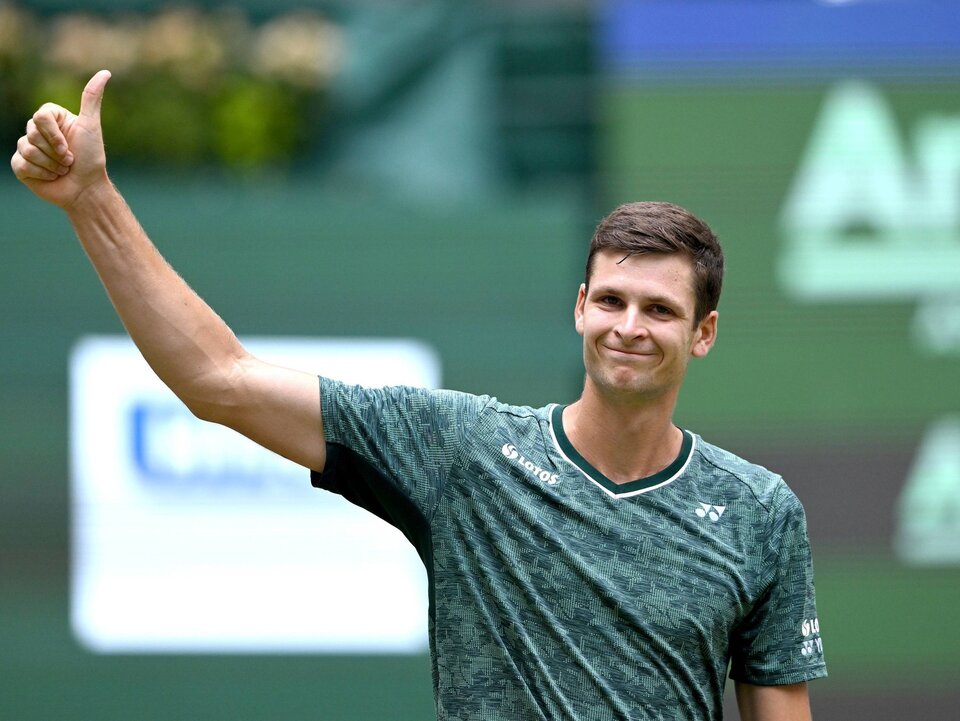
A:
[695,502,726,522]
[801,638,823,657]
[799,617,823,657]
[501,443,560,485]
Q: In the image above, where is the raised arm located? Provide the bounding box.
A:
[10,70,326,472]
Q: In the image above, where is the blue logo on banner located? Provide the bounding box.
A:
[129,401,303,491]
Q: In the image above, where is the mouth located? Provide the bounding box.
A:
[603,345,656,359]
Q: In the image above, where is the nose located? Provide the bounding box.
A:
[614,307,647,342]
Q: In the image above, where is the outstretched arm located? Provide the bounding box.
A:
[10,70,326,472]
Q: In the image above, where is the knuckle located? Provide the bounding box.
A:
[25,124,43,144]
[33,104,59,129]
[18,143,44,166]
[16,135,32,156]
[10,154,26,179]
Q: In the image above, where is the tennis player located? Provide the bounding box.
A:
[12,71,826,720]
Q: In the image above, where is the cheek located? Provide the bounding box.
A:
[660,329,693,356]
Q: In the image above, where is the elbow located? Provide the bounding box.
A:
[177,363,247,427]
[181,383,243,426]
[184,398,225,425]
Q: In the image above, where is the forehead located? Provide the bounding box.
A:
[588,250,696,305]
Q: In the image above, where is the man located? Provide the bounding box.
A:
[12,71,826,720]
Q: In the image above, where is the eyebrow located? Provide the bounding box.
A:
[647,294,685,308]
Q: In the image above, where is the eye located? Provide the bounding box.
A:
[598,295,622,307]
[650,304,673,316]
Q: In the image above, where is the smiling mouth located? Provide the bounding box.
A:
[604,346,656,358]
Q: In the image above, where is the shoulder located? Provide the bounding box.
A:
[321,377,492,412]
[691,435,799,516]
[481,397,552,420]
[320,378,552,433]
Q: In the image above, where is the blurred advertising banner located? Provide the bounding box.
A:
[778,80,960,564]
[599,0,960,566]
[601,0,960,77]
[70,336,440,653]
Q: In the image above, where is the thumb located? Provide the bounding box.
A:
[79,69,112,121]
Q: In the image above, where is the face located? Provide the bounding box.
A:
[575,250,718,405]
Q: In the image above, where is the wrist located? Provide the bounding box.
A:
[63,173,115,217]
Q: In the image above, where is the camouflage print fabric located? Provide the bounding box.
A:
[311,379,827,720]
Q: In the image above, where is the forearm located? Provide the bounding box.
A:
[14,71,326,470]
[67,179,247,419]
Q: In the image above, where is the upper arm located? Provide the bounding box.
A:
[735,681,811,721]
[729,485,826,684]
[198,354,326,473]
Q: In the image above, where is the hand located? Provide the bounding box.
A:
[10,70,112,209]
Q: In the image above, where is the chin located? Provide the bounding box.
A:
[592,373,659,399]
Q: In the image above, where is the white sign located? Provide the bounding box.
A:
[70,335,441,653]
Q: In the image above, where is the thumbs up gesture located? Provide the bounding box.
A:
[10,70,112,209]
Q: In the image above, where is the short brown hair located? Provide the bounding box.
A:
[585,201,724,325]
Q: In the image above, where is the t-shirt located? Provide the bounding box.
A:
[311,379,827,720]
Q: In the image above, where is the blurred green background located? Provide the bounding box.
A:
[2,1,959,719]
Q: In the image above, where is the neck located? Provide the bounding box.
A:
[563,383,682,485]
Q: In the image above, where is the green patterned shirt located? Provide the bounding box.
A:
[311,379,826,720]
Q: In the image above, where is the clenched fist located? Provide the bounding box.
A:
[10,70,112,209]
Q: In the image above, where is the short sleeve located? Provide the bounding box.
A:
[729,483,827,685]
[311,377,488,523]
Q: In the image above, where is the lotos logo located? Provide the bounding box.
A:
[502,443,560,485]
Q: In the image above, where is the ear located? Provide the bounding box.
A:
[574,283,586,336]
[691,310,718,358]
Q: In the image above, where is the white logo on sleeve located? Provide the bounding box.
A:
[801,618,820,637]
[695,502,726,522]
[800,617,824,657]
[502,443,560,485]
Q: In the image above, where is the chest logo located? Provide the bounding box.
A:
[502,443,560,485]
[695,502,726,522]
